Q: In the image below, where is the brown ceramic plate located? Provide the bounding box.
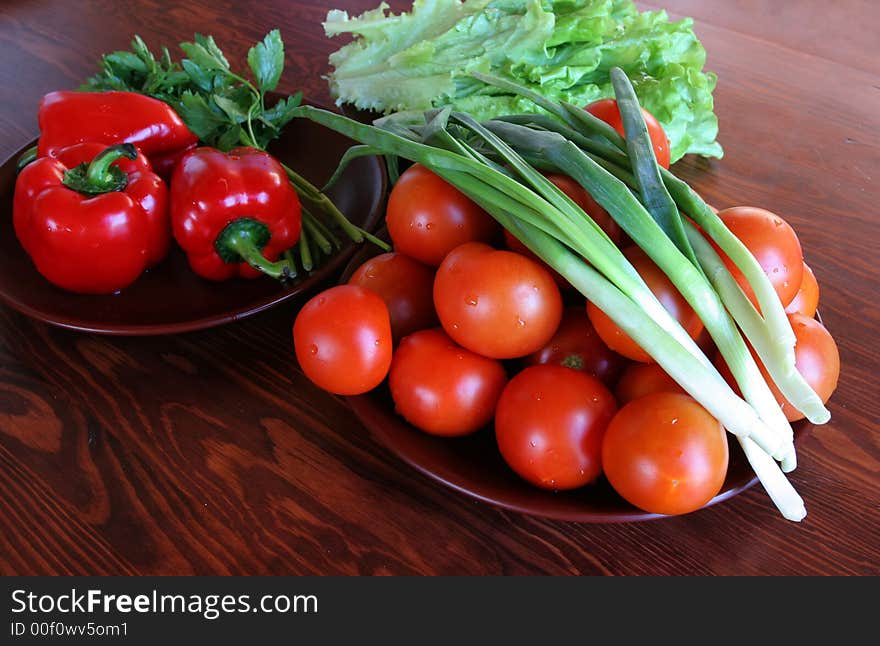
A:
[341,238,814,523]
[0,98,385,335]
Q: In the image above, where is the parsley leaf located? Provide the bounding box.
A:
[247,29,284,93]
[82,31,299,153]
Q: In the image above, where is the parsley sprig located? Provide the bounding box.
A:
[83,32,387,274]
[83,31,300,152]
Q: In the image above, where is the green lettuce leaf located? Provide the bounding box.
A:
[325,0,722,161]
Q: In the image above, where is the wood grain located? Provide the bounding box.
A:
[0,0,877,575]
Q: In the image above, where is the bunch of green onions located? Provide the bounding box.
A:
[292,69,829,521]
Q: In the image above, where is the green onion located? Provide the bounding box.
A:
[477,69,799,358]
[661,170,798,355]
[609,67,698,266]
[686,223,830,430]
[479,118,793,465]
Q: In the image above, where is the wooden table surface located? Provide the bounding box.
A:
[0,0,877,575]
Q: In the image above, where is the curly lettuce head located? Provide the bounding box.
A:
[326,0,722,162]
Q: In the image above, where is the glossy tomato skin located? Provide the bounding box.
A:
[525,307,626,386]
[293,285,392,396]
[385,164,499,266]
[434,243,563,359]
[716,207,804,308]
[388,328,507,436]
[785,262,819,318]
[587,246,703,362]
[615,363,686,406]
[495,365,617,490]
[585,98,671,169]
[348,252,438,342]
[602,393,729,515]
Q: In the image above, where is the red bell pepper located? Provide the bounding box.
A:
[36,91,198,162]
[170,147,302,281]
[13,143,169,294]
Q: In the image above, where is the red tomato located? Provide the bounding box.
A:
[587,246,703,362]
[293,285,392,395]
[495,365,617,490]
[524,307,627,386]
[715,207,804,308]
[385,164,499,266]
[434,243,563,359]
[785,262,819,318]
[585,98,671,169]
[602,393,729,515]
[348,252,438,342]
[615,363,686,406]
[388,328,507,436]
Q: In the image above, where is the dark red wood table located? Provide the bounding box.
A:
[0,0,877,575]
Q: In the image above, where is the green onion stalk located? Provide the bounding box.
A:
[290,104,807,521]
[470,71,829,434]
[474,72,801,361]
[474,119,794,470]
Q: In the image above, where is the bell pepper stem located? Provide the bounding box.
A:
[214,217,296,283]
[62,143,138,195]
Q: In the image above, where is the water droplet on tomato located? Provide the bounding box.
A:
[426,222,434,230]
[309,344,318,355]
[671,417,678,424]
[466,296,478,306]
[517,317,526,327]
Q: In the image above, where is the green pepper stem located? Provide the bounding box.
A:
[86,144,137,185]
[214,218,296,283]
[16,145,38,174]
[62,143,138,195]
[231,241,294,280]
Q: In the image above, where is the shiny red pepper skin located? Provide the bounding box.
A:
[52,143,170,264]
[171,147,301,281]
[36,91,198,161]
[13,144,169,294]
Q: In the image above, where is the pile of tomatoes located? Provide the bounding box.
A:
[292,105,839,517]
